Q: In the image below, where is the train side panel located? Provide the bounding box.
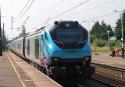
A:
[25,33,44,65]
[10,37,24,58]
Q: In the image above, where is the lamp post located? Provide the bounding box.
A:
[107,30,110,42]
[115,10,124,58]
[107,30,110,55]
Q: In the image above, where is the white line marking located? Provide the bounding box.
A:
[7,53,26,87]
[26,60,62,87]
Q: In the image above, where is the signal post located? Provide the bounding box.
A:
[0,7,2,56]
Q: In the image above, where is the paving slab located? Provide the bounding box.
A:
[0,51,62,87]
[92,52,125,69]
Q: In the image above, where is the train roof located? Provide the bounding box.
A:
[12,36,24,41]
[25,20,87,37]
[26,27,45,37]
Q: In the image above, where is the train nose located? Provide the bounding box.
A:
[51,49,87,59]
[82,57,90,66]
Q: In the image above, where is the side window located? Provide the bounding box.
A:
[45,33,48,41]
[27,39,30,55]
[35,39,39,59]
[41,35,43,40]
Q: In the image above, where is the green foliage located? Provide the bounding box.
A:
[108,40,120,48]
[109,41,116,48]
[90,35,95,43]
[107,25,114,36]
[91,40,123,53]
[90,21,101,39]
[91,47,109,53]
[90,21,113,41]
[94,39,107,47]
[115,10,125,40]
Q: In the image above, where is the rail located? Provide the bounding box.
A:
[91,63,125,85]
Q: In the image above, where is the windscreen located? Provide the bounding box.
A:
[56,29,83,43]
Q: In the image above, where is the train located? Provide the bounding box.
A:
[9,20,94,81]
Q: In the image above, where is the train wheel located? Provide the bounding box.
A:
[43,67,50,76]
[79,66,92,86]
[46,68,50,76]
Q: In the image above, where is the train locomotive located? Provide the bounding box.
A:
[9,20,94,81]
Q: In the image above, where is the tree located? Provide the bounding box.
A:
[100,21,107,40]
[19,25,26,37]
[90,21,101,40]
[115,10,125,40]
[107,24,113,37]
[90,21,113,40]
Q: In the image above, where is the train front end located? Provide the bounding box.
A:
[42,21,94,80]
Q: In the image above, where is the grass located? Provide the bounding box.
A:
[91,46,109,53]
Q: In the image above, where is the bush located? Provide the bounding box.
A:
[94,39,107,47]
[92,47,109,53]
[109,41,116,48]
[108,40,121,48]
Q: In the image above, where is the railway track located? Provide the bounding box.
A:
[10,51,125,87]
[23,57,125,87]
[73,77,118,87]
[92,75,124,87]
[91,63,125,87]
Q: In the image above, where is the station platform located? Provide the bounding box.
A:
[0,51,62,87]
[92,52,125,69]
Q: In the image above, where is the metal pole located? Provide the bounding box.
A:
[2,23,5,51]
[11,16,13,31]
[121,13,124,58]
[107,30,110,42]
[107,30,110,54]
[0,7,2,56]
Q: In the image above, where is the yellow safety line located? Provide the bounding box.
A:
[7,53,26,87]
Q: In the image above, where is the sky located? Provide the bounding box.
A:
[0,0,125,40]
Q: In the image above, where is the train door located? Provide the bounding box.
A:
[40,33,45,58]
[27,39,30,56]
[35,38,39,60]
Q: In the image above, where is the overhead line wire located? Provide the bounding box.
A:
[76,0,115,15]
[65,0,116,19]
[50,0,90,20]
[17,16,29,31]
[15,0,62,31]
[33,0,65,28]
[85,12,118,21]
[19,0,35,19]
[89,0,115,11]
[16,0,35,31]
[33,0,90,28]
[41,0,64,15]
[15,0,31,19]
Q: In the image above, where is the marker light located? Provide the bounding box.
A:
[48,44,52,49]
[84,57,90,61]
[53,58,59,62]
[83,57,90,66]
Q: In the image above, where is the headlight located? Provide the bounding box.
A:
[52,58,59,62]
[84,57,90,61]
[82,57,90,66]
